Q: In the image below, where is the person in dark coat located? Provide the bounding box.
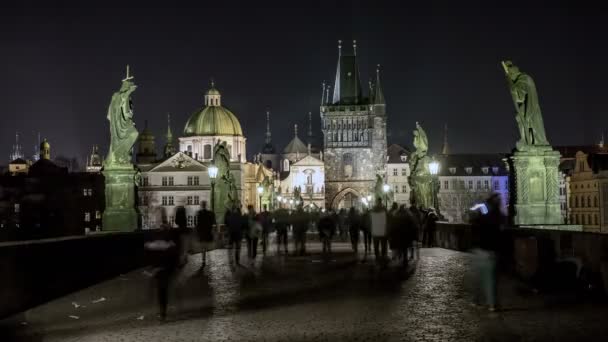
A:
[423,209,439,247]
[145,223,179,321]
[361,208,372,261]
[347,207,360,253]
[318,209,336,255]
[291,206,308,256]
[196,201,216,268]
[259,204,272,255]
[225,206,244,265]
[274,208,290,254]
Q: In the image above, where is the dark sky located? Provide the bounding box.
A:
[1,1,606,164]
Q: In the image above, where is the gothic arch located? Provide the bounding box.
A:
[331,187,361,209]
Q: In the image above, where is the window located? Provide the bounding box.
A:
[393,168,398,176]
[444,180,449,190]
[401,168,407,176]
[394,185,399,193]
[187,176,193,185]
[483,180,489,190]
[14,203,20,213]
[84,212,91,222]
[465,167,473,175]
[162,177,168,186]
[594,197,598,207]
[588,196,592,208]
[283,159,290,172]
[83,188,92,196]
[187,196,193,205]
[493,180,500,191]
[203,144,212,159]
[194,196,200,205]
[595,215,599,225]
[143,177,149,186]
[95,211,101,219]
[169,216,175,227]
[402,185,407,193]
[449,167,456,175]
[187,215,194,227]
[162,196,168,206]
[168,177,174,186]
[481,167,489,175]
[492,167,499,174]
[574,196,579,208]
[468,180,473,189]
[476,180,481,189]
[193,176,199,185]
[168,196,174,205]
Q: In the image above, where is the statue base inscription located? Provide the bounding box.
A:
[102,166,138,231]
[510,145,562,225]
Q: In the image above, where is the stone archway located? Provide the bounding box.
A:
[331,188,362,210]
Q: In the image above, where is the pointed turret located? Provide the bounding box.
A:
[441,124,450,155]
[262,109,276,154]
[9,131,24,162]
[164,113,176,158]
[332,39,363,105]
[373,64,385,105]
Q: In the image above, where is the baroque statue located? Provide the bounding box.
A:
[213,141,239,215]
[502,60,549,149]
[105,65,139,167]
[408,122,433,209]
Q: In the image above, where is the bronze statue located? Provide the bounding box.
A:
[502,60,549,148]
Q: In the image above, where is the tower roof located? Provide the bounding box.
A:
[331,40,363,105]
[373,65,385,105]
[283,124,308,154]
[184,83,243,137]
[262,109,276,154]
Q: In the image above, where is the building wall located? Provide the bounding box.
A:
[278,157,325,209]
[569,152,602,232]
[386,162,410,207]
[178,135,246,163]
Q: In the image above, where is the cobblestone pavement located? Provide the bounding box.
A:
[3,244,608,341]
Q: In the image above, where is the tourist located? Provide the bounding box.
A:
[471,193,504,312]
[245,205,260,263]
[423,209,439,247]
[225,206,244,265]
[196,201,215,269]
[347,207,360,253]
[145,222,179,321]
[259,204,272,255]
[318,208,336,256]
[361,207,372,261]
[388,202,399,259]
[370,198,388,266]
[274,208,290,254]
[291,206,308,256]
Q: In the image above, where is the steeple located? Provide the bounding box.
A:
[10,131,24,162]
[332,39,362,105]
[373,64,385,105]
[32,132,41,161]
[265,109,272,145]
[294,124,298,138]
[307,111,313,141]
[321,81,326,105]
[441,124,450,155]
[164,113,176,158]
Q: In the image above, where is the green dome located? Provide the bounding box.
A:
[183,106,243,136]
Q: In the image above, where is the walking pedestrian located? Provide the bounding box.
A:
[225,206,244,265]
[318,208,336,256]
[145,223,179,321]
[423,209,438,247]
[361,208,372,261]
[370,198,388,267]
[347,207,360,253]
[291,206,308,256]
[196,201,216,269]
[259,204,272,255]
[274,208,289,254]
[245,205,260,263]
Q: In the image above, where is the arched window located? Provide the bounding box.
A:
[203,144,212,159]
[594,196,598,207]
[575,196,579,208]
[587,196,592,208]
[283,159,290,172]
[595,215,599,225]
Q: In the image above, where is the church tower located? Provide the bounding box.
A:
[163,113,176,158]
[136,120,157,164]
[321,40,387,209]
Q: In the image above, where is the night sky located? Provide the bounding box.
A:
[1,1,606,165]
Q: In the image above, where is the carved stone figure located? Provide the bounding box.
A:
[502,60,549,149]
[408,122,433,209]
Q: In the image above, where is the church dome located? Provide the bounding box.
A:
[183,85,244,137]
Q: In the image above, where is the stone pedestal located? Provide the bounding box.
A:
[510,146,562,225]
[102,166,138,231]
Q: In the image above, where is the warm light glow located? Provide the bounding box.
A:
[208,165,218,179]
[429,160,440,176]
[277,195,283,201]
[257,185,264,194]
[382,184,390,193]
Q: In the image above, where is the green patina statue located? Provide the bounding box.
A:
[102,66,139,231]
[502,60,549,150]
[105,66,139,167]
[408,122,433,209]
[212,141,238,221]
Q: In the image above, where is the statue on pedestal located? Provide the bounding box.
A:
[102,66,140,231]
[502,60,549,150]
[502,61,561,225]
[213,141,238,221]
[408,122,433,209]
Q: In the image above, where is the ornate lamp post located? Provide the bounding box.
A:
[208,165,218,212]
[257,185,264,213]
[429,157,440,214]
[382,183,390,208]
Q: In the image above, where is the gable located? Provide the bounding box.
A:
[147,152,207,173]
[293,155,324,166]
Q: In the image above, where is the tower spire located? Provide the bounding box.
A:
[265,109,272,145]
[353,40,357,56]
[166,113,173,141]
[373,64,385,105]
[10,131,24,162]
[294,124,298,138]
[338,40,342,56]
[321,81,326,105]
[164,113,175,158]
[441,123,450,155]
[308,112,313,139]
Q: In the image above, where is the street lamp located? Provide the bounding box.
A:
[208,165,218,212]
[257,185,264,213]
[382,183,390,208]
[277,195,283,209]
[429,157,441,214]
